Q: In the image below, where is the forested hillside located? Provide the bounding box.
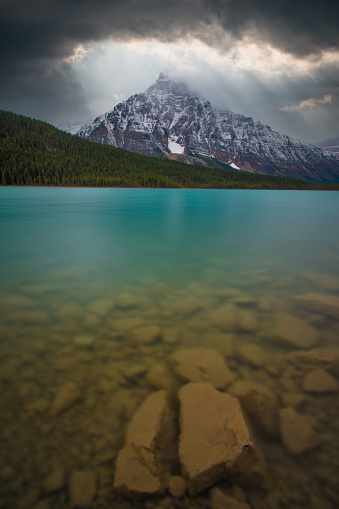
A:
[1,110,338,190]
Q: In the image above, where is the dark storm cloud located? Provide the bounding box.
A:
[1,0,338,130]
[1,0,338,75]
[0,0,206,75]
[0,0,209,122]
[208,0,339,57]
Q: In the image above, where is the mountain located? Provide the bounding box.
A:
[79,73,339,183]
[312,136,339,155]
[58,119,92,135]
[2,109,337,190]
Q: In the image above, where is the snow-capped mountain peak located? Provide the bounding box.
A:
[78,73,339,182]
[145,73,191,99]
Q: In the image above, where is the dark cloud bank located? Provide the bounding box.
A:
[1,0,339,137]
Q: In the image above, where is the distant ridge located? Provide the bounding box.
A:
[78,73,339,183]
[312,135,339,155]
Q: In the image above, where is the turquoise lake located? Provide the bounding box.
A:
[0,187,339,509]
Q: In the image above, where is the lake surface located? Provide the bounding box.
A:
[0,187,339,509]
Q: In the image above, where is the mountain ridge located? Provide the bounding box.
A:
[2,109,338,190]
[78,74,339,183]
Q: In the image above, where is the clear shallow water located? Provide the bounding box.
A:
[0,187,339,508]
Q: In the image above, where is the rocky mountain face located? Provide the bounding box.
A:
[78,74,339,182]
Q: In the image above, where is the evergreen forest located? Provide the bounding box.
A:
[1,110,338,190]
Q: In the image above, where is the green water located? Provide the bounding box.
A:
[0,187,339,509]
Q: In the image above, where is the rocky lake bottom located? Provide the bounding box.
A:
[0,268,339,509]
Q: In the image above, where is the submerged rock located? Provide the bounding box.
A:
[202,333,235,357]
[114,445,162,495]
[230,297,258,307]
[43,469,65,494]
[287,348,339,374]
[114,390,177,495]
[115,293,137,310]
[168,348,235,389]
[281,393,306,408]
[228,380,279,438]
[210,487,251,509]
[74,334,95,348]
[273,314,319,349]
[178,383,270,494]
[302,369,338,393]
[162,329,179,344]
[124,325,161,345]
[18,488,41,509]
[25,399,50,414]
[237,344,267,367]
[238,311,259,332]
[50,382,81,417]
[69,471,96,508]
[113,317,145,332]
[169,298,203,316]
[301,272,339,291]
[257,298,274,312]
[88,298,114,316]
[123,364,147,380]
[294,292,339,319]
[146,363,179,391]
[279,407,319,455]
[34,500,51,509]
[209,304,239,332]
[168,476,186,498]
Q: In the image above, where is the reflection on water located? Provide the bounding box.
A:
[0,188,339,509]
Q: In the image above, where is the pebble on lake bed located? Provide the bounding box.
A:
[287,348,339,373]
[209,304,239,332]
[302,369,338,393]
[146,363,179,391]
[301,271,339,291]
[273,314,319,349]
[50,382,81,417]
[294,292,339,319]
[228,380,279,438]
[115,293,137,310]
[168,348,235,389]
[69,471,96,508]
[25,399,50,414]
[237,344,267,367]
[88,298,114,316]
[279,407,319,455]
[124,325,161,345]
[210,487,251,509]
[73,334,95,348]
[43,469,65,494]
[238,311,259,332]
[34,500,51,509]
[168,476,186,498]
[123,364,147,380]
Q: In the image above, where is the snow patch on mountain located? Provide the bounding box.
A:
[168,138,184,154]
[229,162,240,170]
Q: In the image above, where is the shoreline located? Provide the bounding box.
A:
[1,185,338,191]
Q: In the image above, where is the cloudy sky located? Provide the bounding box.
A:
[1,0,338,142]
